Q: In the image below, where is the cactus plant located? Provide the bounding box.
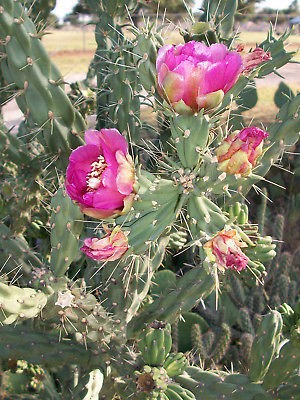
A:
[0,0,299,398]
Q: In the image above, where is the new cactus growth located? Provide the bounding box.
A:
[0,0,299,398]
[139,322,172,367]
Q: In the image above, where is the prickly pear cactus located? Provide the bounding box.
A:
[0,0,299,399]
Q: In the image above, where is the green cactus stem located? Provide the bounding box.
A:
[176,366,272,399]
[0,222,44,280]
[0,0,85,169]
[50,188,84,277]
[262,339,300,390]
[249,311,283,382]
[127,267,215,336]
[0,326,97,369]
[0,282,47,324]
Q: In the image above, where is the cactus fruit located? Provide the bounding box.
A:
[135,365,169,397]
[1,359,46,396]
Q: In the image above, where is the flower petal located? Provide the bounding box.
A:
[99,128,128,155]
[115,151,135,195]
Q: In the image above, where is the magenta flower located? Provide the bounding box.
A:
[156,41,242,114]
[204,229,248,272]
[216,126,269,176]
[66,128,136,219]
[81,227,128,261]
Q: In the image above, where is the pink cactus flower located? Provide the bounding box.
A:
[66,128,136,219]
[204,229,249,272]
[216,126,269,176]
[240,47,271,73]
[81,227,129,261]
[156,41,242,114]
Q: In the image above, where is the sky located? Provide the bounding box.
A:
[53,0,295,20]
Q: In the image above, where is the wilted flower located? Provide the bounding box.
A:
[237,45,271,73]
[66,128,136,219]
[216,126,268,176]
[55,290,75,308]
[156,41,242,114]
[204,229,249,272]
[80,227,128,261]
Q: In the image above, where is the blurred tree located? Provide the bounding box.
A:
[288,0,299,13]
[72,0,93,15]
[64,0,94,25]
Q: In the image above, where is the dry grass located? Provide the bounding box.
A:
[43,28,299,75]
[43,29,96,52]
[243,83,299,126]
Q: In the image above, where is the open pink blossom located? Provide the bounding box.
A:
[156,41,242,114]
[216,126,268,176]
[204,229,248,272]
[81,227,128,261]
[66,128,136,219]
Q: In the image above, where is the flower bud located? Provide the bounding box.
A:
[239,46,271,73]
[80,227,128,261]
[216,126,268,176]
[204,229,249,272]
